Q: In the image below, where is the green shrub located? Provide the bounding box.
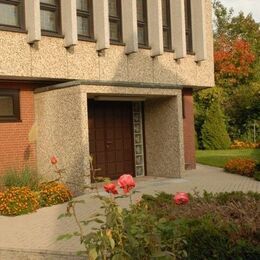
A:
[38,182,72,207]
[0,187,39,216]
[201,101,231,150]
[254,171,260,181]
[2,167,40,191]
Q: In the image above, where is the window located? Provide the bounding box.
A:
[162,0,171,50]
[40,0,61,35]
[184,0,193,53]
[137,0,148,47]
[109,0,122,43]
[76,0,93,40]
[0,89,20,122]
[0,0,24,31]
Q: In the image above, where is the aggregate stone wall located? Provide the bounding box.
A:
[0,1,214,88]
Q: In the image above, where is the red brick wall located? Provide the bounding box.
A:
[182,88,196,169]
[0,83,36,175]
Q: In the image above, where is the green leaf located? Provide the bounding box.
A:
[109,237,115,249]
[57,233,73,241]
[57,213,72,220]
[88,248,98,260]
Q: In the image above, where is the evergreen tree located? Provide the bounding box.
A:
[201,101,231,150]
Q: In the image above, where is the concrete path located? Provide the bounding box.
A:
[0,164,259,259]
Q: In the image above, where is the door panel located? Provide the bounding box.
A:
[88,100,135,180]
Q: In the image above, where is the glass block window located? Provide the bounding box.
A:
[0,89,20,122]
[0,0,24,30]
[137,0,148,47]
[132,102,145,177]
[184,0,193,53]
[162,0,172,50]
[77,0,93,39]
[40,0,61,34]
[109,0,122,43]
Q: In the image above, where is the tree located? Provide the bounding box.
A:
[201,101,231,150]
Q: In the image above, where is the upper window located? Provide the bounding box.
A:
[0,0,24,31]
[76,0,93,40]
[162,0,171,51]
[184,0,193,53]
[109,0,122,43]
[0,89,20,122]
[137,0,148,47]
[40,0,61,35]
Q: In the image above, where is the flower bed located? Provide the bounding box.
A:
[224,158,257,177]
[0,156,72,216]
[231,140,260,149]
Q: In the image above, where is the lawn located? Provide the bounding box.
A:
[196,149,260,168]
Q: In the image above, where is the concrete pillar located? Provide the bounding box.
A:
[191,0,207,61]
[170,0,187,59]
[144,95,185,177]
[61,0,78,47]
[147,0,164,57]
[35,88,90,194]
[122,0,138,54]
[25,0,41,43]
[93,0,110,50]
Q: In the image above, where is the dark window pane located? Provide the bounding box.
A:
[77,0,88,11]
[109,0,118,16]
[138,26,146,45]
[163,30,169,48]
[0,96,14,116]
[137,0,144,22]
[162,0,168,26]
[40,0,56,4]
[110,21,120,41]
[77,16,89,36]
[41,9,57,32]
[0,4,19,26]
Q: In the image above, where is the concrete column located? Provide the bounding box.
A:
[191,0,207,61]
[147,0,164,57]
[170,0,187,59]
[144,95,185,178]
[25,0,41,43]
[122,0,138,54]
[93,0,110,50]
[61,0,78,47]
[35,88,90,194]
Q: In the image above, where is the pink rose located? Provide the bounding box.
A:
[118,174,136,193]
[174,192,189,205]
[104,183,118,195]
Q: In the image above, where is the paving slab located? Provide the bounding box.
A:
[0,164,259,259]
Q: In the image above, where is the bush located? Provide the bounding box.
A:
[0,187,39,216]
[2,167,40,191]
[224,158,256,177]
[201,101,231,150]
[231,140,260,149]
[254,171,260,181]
[38,182,72,207]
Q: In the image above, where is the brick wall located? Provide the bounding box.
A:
[182,88,196,170]
[0,83,36,175]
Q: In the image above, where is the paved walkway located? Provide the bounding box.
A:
[0,164,259,259]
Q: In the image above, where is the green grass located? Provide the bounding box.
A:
[196,149,260,168]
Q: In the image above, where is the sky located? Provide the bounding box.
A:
[220,0,260,22]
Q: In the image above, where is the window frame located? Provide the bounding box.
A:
[184,0,193,54]
[0,0,25,33]
[137,0,149,48]
[76,0,94,41]
[109,0,123,44]
[162,0,172,51]
[40,0,62,37]
[0,89,20,123]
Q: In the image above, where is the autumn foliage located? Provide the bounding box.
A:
[224,158,256,177]
[214,37,255,84]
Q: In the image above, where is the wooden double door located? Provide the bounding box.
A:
[88,100,135,180]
